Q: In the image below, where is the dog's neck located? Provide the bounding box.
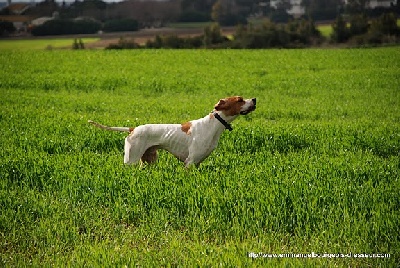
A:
[212,110,239,122]
[212,111,233,131]
[204,110,239,132]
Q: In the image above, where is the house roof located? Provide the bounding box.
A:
[0,15,32,23]
[5,3,31,15]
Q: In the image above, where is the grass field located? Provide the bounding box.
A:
[0,38,99,50]
[316,24,332,38]
[0,48,399,266]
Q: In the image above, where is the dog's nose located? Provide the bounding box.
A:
[252,98,256,105]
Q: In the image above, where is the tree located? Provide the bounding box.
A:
[270,0,292,23]
[211,0,245,26]
[275,0,292,11]
[203,23,225,47]
[211,0,222,22]
[302,0,342,20]
[346,0,370,14]
[370,12,399,35]
[0,20,16,36]
[181,0,214,13]
[349,13,369,36]
[179,0,213,22]
[331,14,349,42]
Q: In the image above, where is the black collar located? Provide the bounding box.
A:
[213,112,233,131]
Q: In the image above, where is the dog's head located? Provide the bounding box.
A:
[214,96,256,116]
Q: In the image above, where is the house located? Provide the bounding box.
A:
[269,0,306,18]
[266,0,396,18]
[368,0,396,8]
[5,3,31,15]
[342,0,396,8]
[0,3,33,32]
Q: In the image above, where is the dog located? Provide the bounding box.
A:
[88,96,256,167]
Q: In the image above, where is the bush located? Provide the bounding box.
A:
[31,19,101,36]
[331,15,349,43]
[369,12,399,35]
[286,19,321,45]
[233,19,322,48]
[218,13,247,26]
[308,8,338,21]
[349,14,369,36]
[270,9,293,23]
[144,35,184,48]
[0,20,15,36]
[103,19,139,32]
[178,10,210,22]
[144,34,205,49]
[332,12,400,45]
[72,38,85,49]
[106,37,140,49]
[203,23,226,46]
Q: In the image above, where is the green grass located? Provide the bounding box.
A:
[0,48,399,266]
[0,38,99,50]
[317,24,332,37]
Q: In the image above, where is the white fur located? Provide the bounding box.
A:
[89,97,256,167]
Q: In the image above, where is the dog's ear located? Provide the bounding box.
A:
[214,99,226,111]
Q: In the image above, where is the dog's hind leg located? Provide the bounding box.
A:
[141,146,159,164]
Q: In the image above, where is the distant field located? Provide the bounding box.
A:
[317,24,332,37]
[167,22,214,28]
[0,38,99,50]
[0,48,399,266]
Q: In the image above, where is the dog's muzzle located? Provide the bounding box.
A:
[240,98,256,115]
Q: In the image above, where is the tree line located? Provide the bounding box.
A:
[106,13,399,49]
[1,0,399,47]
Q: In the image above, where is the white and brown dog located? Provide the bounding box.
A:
[89,96,256,167]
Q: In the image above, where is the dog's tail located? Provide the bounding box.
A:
[88,120,133,133]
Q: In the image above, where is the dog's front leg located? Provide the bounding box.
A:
[184,148,209,168]
[184,157,200,168]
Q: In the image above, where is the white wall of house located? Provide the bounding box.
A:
[270,0,305,17]
[269,0,396,17]
[369,0,395,8]
[342,0,396,8]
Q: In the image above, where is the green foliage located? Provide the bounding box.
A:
[233,19,322,48]
[0,49,399,266]
[121,23,225,49]
[178,10,210,23]
[106,37,140,49]
[203,23,227,47]
[103,18,139,33]
[331,15,349,42]
[211,0,247,26]
[31,19,101,36]
[332,13,400,45]
[349,14,369,36]
[72,38,85,50]
[370,12,399,35]
[0,20,15,36]
[143,34,204,49]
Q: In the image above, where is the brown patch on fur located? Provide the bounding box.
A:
[141,146,158,164]
[129,127,135,133]
[214,96,245,116]
[181,121,192,135]
[209,113,215,119]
